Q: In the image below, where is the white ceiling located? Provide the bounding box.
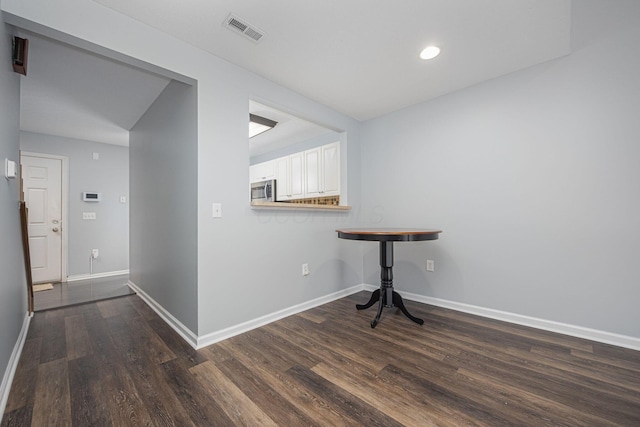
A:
[94,0,572,121]
[249,101,335,157]
[18,1,572,147]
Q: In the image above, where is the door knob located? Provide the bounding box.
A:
[52,227,59,232]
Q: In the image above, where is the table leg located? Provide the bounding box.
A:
[371,291,384,328]
[355,241,424,328]
[392,291,424,325]
[356,288,379,310]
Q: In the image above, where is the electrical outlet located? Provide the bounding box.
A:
[302,263,309,276]
[92,249,99,259]
[426,259,435,272]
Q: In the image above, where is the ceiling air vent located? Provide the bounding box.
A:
[224,14,264,43]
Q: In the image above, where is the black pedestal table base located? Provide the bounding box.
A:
[336,228,442,328]
[355,241,424,328]
[356,288,425,328]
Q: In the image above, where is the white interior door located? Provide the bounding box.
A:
[21,154,63,283]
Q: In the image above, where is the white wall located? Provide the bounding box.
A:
[197,70,363,337]
[360,0,640,339]
[0,4,28,412]
[20,131,129,276]
[130,80,198,333]
[1,0,363,340]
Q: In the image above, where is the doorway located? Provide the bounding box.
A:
[20,149,135,311]
[20,152,68,284]
[17,31,196,314]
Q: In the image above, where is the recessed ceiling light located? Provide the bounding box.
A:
[419,46,441,60]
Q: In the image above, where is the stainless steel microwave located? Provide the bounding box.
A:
[251,179,276,202]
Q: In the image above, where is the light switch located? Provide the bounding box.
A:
[83,212,97,220]
[92,152,100,160]
[5,159,17,179]
[212,203,222,218]
[119,196,127,203]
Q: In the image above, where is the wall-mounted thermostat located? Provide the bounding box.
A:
[82,192,101,202]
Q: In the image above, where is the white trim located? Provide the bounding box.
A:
[126,279,640,352]
[127,280,199,349]
[20,151,69,283]
[0,312,32,416]
[385,286,640,351]
[67,269,130,282]
[196,284,364,349]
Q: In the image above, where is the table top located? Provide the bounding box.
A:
[336,228,442,242]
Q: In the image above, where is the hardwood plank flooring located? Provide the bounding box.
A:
[64,315,93,361]
[30,358,71,426]
[3,291,640,426]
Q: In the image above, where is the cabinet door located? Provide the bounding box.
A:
[250,164,260,183]
[304,147,321,197]
[321,142,340,196]
[289,152,305,199]
[250,160,275,183]
[275,157,289,201]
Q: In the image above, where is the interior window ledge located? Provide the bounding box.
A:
[250,201,351,211]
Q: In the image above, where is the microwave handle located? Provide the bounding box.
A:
[264,184,268,200]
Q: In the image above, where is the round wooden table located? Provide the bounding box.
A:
[336,228,442,328]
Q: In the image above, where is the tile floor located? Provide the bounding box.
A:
[33,274,134,311]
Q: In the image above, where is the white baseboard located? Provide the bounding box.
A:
[377,286,640,351]
[67,269,129,282]
[0,312,32,416]
[126,280,199,349]
[196,285,364,349]
[125,280,640,352]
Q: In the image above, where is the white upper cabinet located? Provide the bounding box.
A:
[290,152,305,199]
[254,141,340,201]
[249,159,275,183]
[321,142,340,196]
[275,157,289,201]
[304,142,340,197]
[304,147,322,197]
[275,152,304,201]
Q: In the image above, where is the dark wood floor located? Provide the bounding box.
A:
[33,275,134,311]
[3,291,640,426]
